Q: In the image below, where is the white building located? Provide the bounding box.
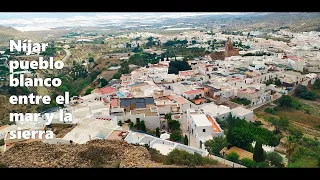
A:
[62,116,121,144]
[200,103,231,121]
[231,107,254,122]
[183,89,205,100]
[124,131,208,156]
[187,109,224,150]
[126,107,160,130]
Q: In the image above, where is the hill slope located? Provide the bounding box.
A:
[0,95,38,125]
[223,13,320,32]
[0,26,36,49]
[0,140,169,168]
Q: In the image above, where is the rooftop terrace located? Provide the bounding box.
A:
[131,108,158,116]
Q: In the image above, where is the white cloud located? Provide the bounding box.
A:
[0,13,248,31]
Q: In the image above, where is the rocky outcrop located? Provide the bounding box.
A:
[0,139,166,168]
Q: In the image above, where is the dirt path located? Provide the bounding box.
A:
[253,115,275,131]
[290,121,320,138]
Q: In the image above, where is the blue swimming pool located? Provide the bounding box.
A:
[96,134,105,139]
[116,91,125,98]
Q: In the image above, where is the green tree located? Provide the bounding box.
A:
[164,149,217,167]
[0,139,4,146]
[288,157,318,168]
[58,85,69,92]
[85,88,94,95]
[279,95,292,107]
[156,127,160,138]
[205,136,229,155]
[90,70,101,81]
[270,117,289,132]
[126,43,132,48]
[226,152,239,162]
[288,127,303,140]
[140,120,146,132]
[168,60,191,74]
[165,113,172,120]
[253,141,265,163]
[241,158,256,168]
[129,122,134,129]
[231,127,254,150]
[184,135,189,145]
[288,146,320,168]
[295,85,318,101]
[170,130,182,142]
[99,78,108,87]
[168,119,181,132]
[266,152,284,167]
[264,107,275,114]
[278,118,289,131]
[312,79,320,90]
[88,57,94,62]
[226,125,233,145]
[135,119,141,130]
[256,161,269,168]
[274,79,282,86]
[231,97,251,106]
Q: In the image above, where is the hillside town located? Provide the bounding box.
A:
[1,13,320,168]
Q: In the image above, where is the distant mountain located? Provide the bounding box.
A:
[0,26,38,49]
[0,25,68,50]
[222,13,320,32]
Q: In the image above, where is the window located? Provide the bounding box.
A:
[203,129,206,132]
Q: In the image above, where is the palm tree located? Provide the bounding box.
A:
[284,137,298,159]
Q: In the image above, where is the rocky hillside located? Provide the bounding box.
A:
[0,140,174,168]
[0,25,67,50]
[223,13,320,32]
[0,26,34,49]
[0,95,38,125]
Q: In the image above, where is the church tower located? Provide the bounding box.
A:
[224,38,239,57]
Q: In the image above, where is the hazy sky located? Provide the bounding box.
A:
[0,12,245,19]
[0,12,247,31]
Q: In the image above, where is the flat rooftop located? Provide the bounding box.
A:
[201,103,230,116]
[184,89,204,95]
[152,143,174,155]
[231,107,253,116]
[190,114,212,127]
[131,108,158,116]
[168,95,189,104]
